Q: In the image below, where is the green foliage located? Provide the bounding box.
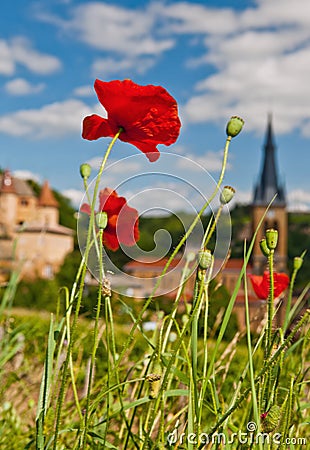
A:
[1,178,309,449]
[56,249,81,288]
[15,279,60,312]
[206,281,239,340]
[138,213,186,253]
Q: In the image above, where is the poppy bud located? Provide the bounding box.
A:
[198,249,212,269]
[261,405,281,433]
[226,116,244,138]
[146,373,162,399]
[265,229,278,250]
[293,256,303,271]
[220,186,235,205]
[260,238,270,257]
[80,163,92,180]
[96,212,108,229]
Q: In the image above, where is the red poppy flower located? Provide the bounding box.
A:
[249,271,289,300]
[80,187,139,251]
[82,79,181,162]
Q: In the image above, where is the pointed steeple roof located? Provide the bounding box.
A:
[38,181,59,208]
[253,115,286,206]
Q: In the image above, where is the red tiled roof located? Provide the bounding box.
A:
[38,181,59,207]
[124,256,183,272]
[225,259,247,269]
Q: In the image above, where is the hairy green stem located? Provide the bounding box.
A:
[203,204,223,249]
[266,249,274,359]
[52,129,122,449]
[201,309,310,443]
[189,268,206,447]
[81,229,104,448]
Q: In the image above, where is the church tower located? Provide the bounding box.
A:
[252,115,287,273]
[0,170,17,237]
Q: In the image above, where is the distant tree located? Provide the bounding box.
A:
[15,278,60,312]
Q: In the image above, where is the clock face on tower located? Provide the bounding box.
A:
[266,209,275,219]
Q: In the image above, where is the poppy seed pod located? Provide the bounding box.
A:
[96,212,108,229]
[220,185,235,205]
[261,405,281,433]
[226,116,244,138]
[80,163,92,179]
[198,249,212,270]
[259,238,270,257]
[265,228,278,250]
[293,256,303,271]
[146,373,162,399]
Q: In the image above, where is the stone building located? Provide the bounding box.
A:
[0,170,74,281]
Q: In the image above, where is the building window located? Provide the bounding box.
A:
[20,198,29,206]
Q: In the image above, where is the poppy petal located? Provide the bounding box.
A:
[116,203,140,247]
[249,274,268,299]
[82,115,114,140]
[249,271,290,300]
[103,231,120,251]
[273,273,290,297]
[99,189,127,215]
[83,79,181,161]
[80,203,92,215]
[126,140,160,162]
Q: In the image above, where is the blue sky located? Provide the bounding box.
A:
[1,0,310,213]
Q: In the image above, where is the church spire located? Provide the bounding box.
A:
[253,115,286,206]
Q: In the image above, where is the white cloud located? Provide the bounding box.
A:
[157,0,310,135]
[0,99,92,138]
[5,78,45,95]
[0,40,15,75]
[34,2,176,77]
[12,170,42,183]
[62,188,84,208]
[0,37,61,76]
[177,150,231,172]
[288,189,310,211]
[233,190,252,205]
[37,3,174,57]
[241,0,310,28]
[31,0,310,130]
[5,0,310,144]
[159,2,238,35]
[73,85,94,97]
[92,56,155,77]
